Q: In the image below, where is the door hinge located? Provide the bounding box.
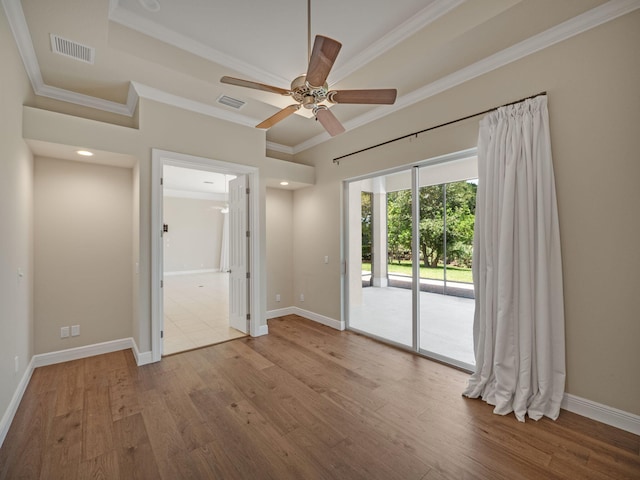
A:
[246,272,250,279]
[160,177,163,185]
[160,280,163,288]
[246,187,250,194]
[246,230,250,238]
[246,313,250,320]
[161,330,164,338]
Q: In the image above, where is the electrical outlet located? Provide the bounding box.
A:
[300,293,304,302]
[71,325,80,337]
[61,326,70,338]
[14,356,19,373]
[324,256,329,264]
[276,294,281,302]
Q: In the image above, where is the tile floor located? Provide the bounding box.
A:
[162,272,246,355]
[349,285,476,367]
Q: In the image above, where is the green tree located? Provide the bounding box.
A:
[361,191,372,261]
[386,180,477,268]
[387,190,412,264]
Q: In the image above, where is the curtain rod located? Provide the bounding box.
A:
[332,91,547,164]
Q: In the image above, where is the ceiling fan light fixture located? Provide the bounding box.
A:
[218,1,396,135]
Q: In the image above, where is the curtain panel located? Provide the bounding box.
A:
[463,95,566,421]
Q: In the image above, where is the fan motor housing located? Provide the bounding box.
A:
[291,75,328,108]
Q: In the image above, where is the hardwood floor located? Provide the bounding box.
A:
[1,315,638,479]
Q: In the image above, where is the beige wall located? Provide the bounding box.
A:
[163,196,225,273]
[0,6,35,433]
[292,11,640,415]
[266,188,294,311]
[34,157,133,353]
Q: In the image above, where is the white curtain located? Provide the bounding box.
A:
[463,95,566,421]
[219,211,230,272]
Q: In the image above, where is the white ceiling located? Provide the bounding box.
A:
[5,0,637,153]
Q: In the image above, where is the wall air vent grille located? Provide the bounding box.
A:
[217,95,245,110]
[50,34,95,64]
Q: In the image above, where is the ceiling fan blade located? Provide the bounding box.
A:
[315,107,345,137]
[306,35,342,88]
[256,104,300,129]
[221,76,290,96]
[328,89,398,105]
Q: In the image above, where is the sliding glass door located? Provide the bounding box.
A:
[346,154,477,369]
[347,172,413,347]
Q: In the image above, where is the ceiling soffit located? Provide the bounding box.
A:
[3,0,638,153]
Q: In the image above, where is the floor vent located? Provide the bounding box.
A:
[50,34,95,64]
[217,95,245,109]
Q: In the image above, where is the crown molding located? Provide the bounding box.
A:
[2,0,139,116]
[266,142,295,155]
[108,4,290,89]
[130,82,256,127]
[2,0,43,87]
[4,0,639,154]
[329,0,465,84]
[293,0,640,154]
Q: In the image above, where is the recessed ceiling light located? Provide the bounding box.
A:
[280,181,289,186]
[77,150,94,157]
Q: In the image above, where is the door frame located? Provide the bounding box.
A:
[342,147,477,369]
[151,149,261,362]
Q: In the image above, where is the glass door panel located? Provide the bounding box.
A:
[348,172,413,347]
[418,166,477,368]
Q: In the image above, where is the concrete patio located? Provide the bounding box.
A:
[349,279,476,367]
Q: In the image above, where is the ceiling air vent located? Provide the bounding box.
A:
[50,34,95,64]
[217,95,245,110]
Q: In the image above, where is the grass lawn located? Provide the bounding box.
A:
[361,261,472,283]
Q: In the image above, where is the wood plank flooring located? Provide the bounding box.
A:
[1,315,638,479]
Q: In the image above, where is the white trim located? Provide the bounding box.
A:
[131,339,154,366]
[151,149,262,362]
[266,306,297,319]
[109,6,290,89]
[163,268,219,276]
[131,82,256,126]
[32,338,133,368]
[266,142,294,156]
[291,307,345,331]
[561,393,640,436]
[329,0,465,84]
[292,0,640,153]
[0,356,35,448]
[3,0,639,151]
[257,324,269,336]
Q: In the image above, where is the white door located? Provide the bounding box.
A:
[228,175,249,333]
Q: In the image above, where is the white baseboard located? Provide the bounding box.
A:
[266,307,296,319]
[131,339,154,366]
[257,324,269,336]
[32,338,134,368]
[163,268,219,276]
[266,306,344,331]
[291,307,345,331]
[0,356,35,448]
[562,393,640,436]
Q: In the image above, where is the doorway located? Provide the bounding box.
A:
[151,149,260,362]
[345,149,477,370]
[161,167,246,355]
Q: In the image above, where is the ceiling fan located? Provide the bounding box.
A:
[220,2,397,137]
